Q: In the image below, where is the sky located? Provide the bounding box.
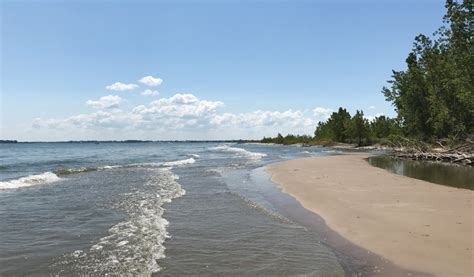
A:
[1,0,447,141]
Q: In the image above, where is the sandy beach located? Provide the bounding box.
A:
[268,153,474,277]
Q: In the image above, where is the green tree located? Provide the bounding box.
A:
[331,108,352,142]
[314,121,332,141]
[348,110,370,146]
[315,107,352,142]
[275,133,284,144]
[370,115,401,139]
[382,0,473,139]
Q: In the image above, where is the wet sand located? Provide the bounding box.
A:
[268,153,473,277]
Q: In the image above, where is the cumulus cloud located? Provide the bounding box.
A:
[313,107,333,120]
[141,89,160,96]
[139,75,163,86]
[210,110,314,128]
[106,82,138,91]
[133,93,224,118]
[86,95,123,109]
[364,112,385,122]
[33,109,141,130]
[369,105,375,109]
[33,93,334,139]
[34,94,223,133]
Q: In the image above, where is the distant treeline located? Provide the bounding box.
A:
[0,140,18,143]
[314,109,401,145]
[262,110,400,146]
[0,140,260,144]
[263,0,473,146]
[261,134,315,145]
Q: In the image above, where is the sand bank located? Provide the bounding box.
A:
[268,153,473,277]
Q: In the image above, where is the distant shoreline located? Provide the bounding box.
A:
[0,140,260,144]
[268,153,474,277]
[248,141,389,149]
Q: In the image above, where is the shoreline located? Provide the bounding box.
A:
[251,141,390,150]
[267,153,473,277]
[259,167,429,277]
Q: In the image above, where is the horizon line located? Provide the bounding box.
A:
[0,139,263,143]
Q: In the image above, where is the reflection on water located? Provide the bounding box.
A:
[368,155,473,190]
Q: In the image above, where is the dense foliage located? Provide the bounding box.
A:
[383,0,473,140]
[262,109,401,146]
[313,109,401,146]
[261,134,314,145]
[261,0,473,146]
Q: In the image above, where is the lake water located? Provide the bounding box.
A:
[368,155,473,190]
[0,142,354,276]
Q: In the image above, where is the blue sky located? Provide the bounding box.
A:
[1,0,446,141]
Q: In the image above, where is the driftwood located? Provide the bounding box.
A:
[390,140,474,166]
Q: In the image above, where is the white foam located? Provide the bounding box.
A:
[55,158,198,175]
[212,144,267,159]
[100,165,123,170]
[127,162,163,168]
[0,172,61,190]
[54,169,186,275]
[117,240,129,247]
[162,157,196,167]
[323,150,343,154]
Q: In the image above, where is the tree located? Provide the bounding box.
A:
[275,133,284,144]
[348,110,370,146]
[331,108,352,142]
[314,107,352,142]
[382,0,473,140]
[371,115,401,139]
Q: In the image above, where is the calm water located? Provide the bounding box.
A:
[368,155,474,190]
[0,142,352,276]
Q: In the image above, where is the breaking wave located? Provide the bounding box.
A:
[51,169,185,275]
[53,158,199,175]
[1,156,198,190]
[162,157,196,167]
[211,144,267,160]
[322,150,343,154]
[0,172,61,190]
[55,167,101,176]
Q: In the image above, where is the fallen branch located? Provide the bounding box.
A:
[390,139,473,165]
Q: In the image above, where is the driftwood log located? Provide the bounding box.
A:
[390,140,474,166]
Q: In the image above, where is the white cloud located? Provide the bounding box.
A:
[32,93,334,140]
[141,89,160,96]
[313,107,333,120]
[364,112,385,122]
[34,94,224,132]
[165,93,199,104]
[139,75,163,86]
[33,109,141,130]
[133,93,224,118]
[369,105,375,109]
[210,110,314,128]
[86,95,123,109]
[106,82,138,91]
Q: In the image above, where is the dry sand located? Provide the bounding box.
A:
[268,153,473,277]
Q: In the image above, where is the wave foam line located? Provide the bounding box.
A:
[212,144,267,159]
[162,157,196,167]
[0,172,61,190]
[51,169,186,274]
[56,157,198,176]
